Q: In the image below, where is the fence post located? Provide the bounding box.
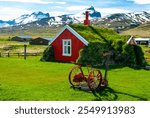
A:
[8,52,10,57]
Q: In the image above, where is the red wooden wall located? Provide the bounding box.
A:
[51,29,85,62]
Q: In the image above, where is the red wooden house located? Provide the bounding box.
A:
[49,11,91,62]
[49,25,89,62]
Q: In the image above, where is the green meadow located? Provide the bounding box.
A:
[0,57,150,101]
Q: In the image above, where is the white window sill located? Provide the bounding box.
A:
[62,54,72,56]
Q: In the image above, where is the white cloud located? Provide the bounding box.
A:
[96,8,132,16]
[49,11,69,16]
[66,6,88,11]
[0,7,32,20]
[0,0,53,4]
[55,2,66,4]
[128,0,150,4]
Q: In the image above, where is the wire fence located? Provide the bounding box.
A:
[0,52,42,57]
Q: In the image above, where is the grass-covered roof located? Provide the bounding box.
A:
[69,24,130,43]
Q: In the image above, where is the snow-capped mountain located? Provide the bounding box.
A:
[0,6,101,27]
[0,20,10,27]
[0,11,49,27]
[0,6,150,30]
[48,6,101,26]
[92,11,150,31]
[0,20,15,27]
[69,6,101,23]
[15,11,50,25]
[87,6,101,18]
[127,11,150,23]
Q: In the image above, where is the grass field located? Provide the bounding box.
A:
[140,45,150,63]
[0,57,150,101]
[0,40,47,54]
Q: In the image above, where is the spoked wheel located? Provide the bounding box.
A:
[101,79,108,87]
[68,66,83,87]
[87,69,102,91]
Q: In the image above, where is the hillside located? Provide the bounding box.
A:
[0,25,61,39]
[121,22,150,37]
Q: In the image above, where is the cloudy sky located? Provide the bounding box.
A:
[0,0,150,20]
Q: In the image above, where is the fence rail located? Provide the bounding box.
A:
[0,52,42,57]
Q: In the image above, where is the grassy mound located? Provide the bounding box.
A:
[71,24,146,67]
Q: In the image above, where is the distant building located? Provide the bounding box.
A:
[30,37,52,45]
[11,36,31,42]
[127,36,150,47]
[135,38,150,46]
[127,36,137,45]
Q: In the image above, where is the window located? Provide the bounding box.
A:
[63,39,71,56]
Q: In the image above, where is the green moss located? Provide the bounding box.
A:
[69,24,118,43]
[40,46,55,62]
[70,24,146,67]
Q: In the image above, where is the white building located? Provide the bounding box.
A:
[135,38,150,47]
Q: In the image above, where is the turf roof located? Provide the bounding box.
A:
[69,24,119,43]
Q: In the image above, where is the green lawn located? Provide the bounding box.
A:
[0,57,150,101]
[140,45,150,63]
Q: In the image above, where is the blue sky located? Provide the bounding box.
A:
[0,0,150,20]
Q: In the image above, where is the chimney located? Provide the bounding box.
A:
[84,11,90,26]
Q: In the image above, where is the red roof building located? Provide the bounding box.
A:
[49,25,89,62]
[49,11,91,62]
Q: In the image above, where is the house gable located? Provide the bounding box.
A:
[127,36,137,45]
[49,25,89,46]
[49,26,86,62]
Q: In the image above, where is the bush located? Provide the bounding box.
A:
[77,41,146,67]
[122,44,137,66]
[134,45,146,66]
[77,42,108,66]
[40,46,55,61]
[112,40,125,64]
[121,44,146,67]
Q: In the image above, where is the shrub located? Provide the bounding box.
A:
[112,40,125,64]
[77,42,146,67]
[134,45,146,66]
[122,44,137,66]
[121,44,146,67]
[77,42,108,66]
[40,46,55,61]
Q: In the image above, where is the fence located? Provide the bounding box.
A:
[0,52,42,57]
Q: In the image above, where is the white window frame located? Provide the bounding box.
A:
[62,39,72,56]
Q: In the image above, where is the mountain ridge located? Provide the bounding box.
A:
[0,6,101,27]
[92,11,150,31]
[0,6,150,35]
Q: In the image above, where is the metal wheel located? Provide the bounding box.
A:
[68,66,83,87]
[87,69,102,91]
[101,79,108,87]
